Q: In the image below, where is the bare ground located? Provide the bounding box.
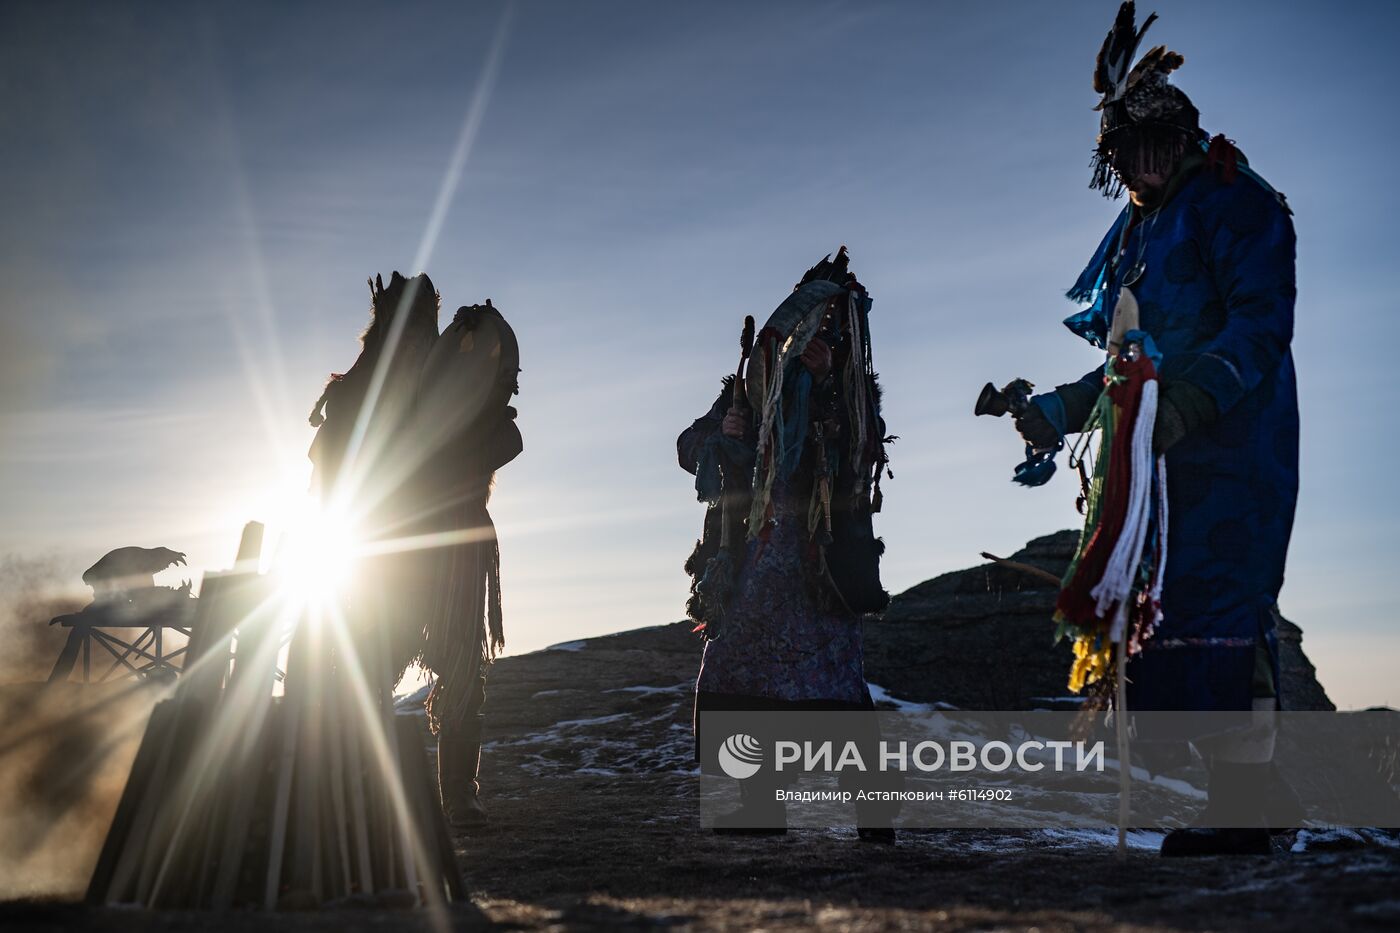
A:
[4,622,1398,931]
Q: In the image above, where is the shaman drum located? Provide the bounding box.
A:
[744,279,843,413]
[412,301,520,460]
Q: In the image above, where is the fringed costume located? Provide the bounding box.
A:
[680,250,890,713]
[409,300,521,831]
[307,271,440,694]
[679,249,896,835]
[308,281,522,832]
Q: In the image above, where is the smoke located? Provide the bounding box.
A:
[0,554,160,899]
[0,553,89,683]
[0,682,159,899]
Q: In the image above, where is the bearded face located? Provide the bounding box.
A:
[1092,111,1195,201]
[1107,127,1191,208]
[1127,172,1169,209]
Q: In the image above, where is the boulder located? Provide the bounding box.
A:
[864,530,1335,711]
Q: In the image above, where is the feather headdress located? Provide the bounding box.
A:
[1093,2,1158,109]
[1088,2,1199,197]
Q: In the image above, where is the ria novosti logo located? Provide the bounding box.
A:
[717,733,764,779]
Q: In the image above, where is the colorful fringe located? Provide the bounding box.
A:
[746,291,882,543]
[1054,347,1167,697]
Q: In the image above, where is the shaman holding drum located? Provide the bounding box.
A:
[307,272,522,831]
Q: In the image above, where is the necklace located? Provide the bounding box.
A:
[1118,207,1160,288]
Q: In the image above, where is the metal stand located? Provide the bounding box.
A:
[48,597,196,684]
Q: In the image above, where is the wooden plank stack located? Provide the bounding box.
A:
[87,522,464,910]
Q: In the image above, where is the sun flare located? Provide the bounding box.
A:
[273,503,360,607]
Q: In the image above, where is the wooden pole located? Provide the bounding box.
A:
[87,519,467,909]
[1115,642,1130,859]
[325,671,354,898]
[980,552,1062,588]
[264,617,309,909]
[235,521,265,574]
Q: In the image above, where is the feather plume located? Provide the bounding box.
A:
[1125,45,1184,90]
[797,246,852,288]
[1093,2,1158,105]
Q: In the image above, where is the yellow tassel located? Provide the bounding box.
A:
[1068,634,1113,693]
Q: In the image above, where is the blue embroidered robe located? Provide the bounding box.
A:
[1058,157,1298,711]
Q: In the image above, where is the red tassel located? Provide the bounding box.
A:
[1205,134,1239,184]
[1054,355,1156,629]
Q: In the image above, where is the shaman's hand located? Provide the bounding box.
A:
[1153,380,1218,455]
[1014,404,1060,450]
[800,338,832,381]
[721,407,749,439]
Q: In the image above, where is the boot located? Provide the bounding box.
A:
[1160,826,1273,856]
[851,755,901,844]
[438,716,488,833]
[1161,760,1274,857]
[713,779,787,835]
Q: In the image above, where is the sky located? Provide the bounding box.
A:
[1,1,1396,709]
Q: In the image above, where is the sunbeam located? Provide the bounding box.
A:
[333,1,515,523]
[273,501,360,607]
[201,14,303,491]
[320,600,453,928]
[413,1,516,274]
[137,592,295,902]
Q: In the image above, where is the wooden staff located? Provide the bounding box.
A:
[979,552,1062,587]
[1115,641,1130,858]
[719,316,756,552]
[734,315,755,411]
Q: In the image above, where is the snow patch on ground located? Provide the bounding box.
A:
[1036,827,1166,851]
[866,682,958,712]
[546,640,588,652]
[1362,828,1400,849]
[553,712,634,730]
[1297,828,1400,853]
[489,705,696,777]
[858,829,1167,854]
[1101,756,1208,800]
[393,682,431,714]
[605,682,690,696]
[1352,901,1400,921]
[866,682,930,711]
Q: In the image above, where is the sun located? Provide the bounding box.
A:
[274,502,360,607]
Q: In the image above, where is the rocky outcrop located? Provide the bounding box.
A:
[864,530,1335,711]
[863,531,1079,709]
[1276,615,1336,711]
[476,529,1335,718]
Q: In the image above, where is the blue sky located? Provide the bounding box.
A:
[1,1,1396,707]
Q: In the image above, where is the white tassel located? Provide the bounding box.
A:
[1091,378,1160,640]
[747,355,785,536]
[1145,454,1169,625]
[845,292,868,466]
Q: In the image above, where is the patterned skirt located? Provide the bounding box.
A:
[695,486,870,706]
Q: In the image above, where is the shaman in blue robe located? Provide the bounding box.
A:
[1055,149,1298,711]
